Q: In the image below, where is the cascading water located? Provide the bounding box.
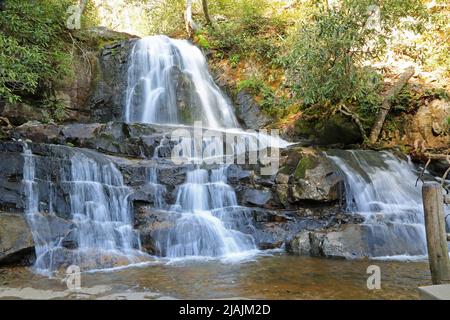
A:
[327,150,429,258]
[22,145,142,274]
[125,35,238,128]
[160,167,256,259]
[124,36,289,260]
[68,153,141,260]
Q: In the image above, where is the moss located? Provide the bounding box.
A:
[294,156,317,179]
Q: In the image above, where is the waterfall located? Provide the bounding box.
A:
[125,35,238,128]
[124,36,280,260]
[67,153,141,260]
[22,145,142,274]
[157,167,256,259]
[327,150,429,258]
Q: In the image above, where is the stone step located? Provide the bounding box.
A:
[418,284,450,300]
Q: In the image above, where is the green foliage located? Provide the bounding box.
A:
[229,54,240,68]
[195,33,211,50]
[285,0,426,114]
[0,0,75,103]
[237,75,292,117]
[207,0,286,66]
[146,0,186,36]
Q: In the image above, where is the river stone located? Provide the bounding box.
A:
[0,213,35,265]
[242,188,272,206]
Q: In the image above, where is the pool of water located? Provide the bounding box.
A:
[0,254,431,300]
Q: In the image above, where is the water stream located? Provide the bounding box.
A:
[327,150,429,258]
[22,145,143,274]
[125,35,238,128]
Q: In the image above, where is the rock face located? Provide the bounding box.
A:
[0,213,34,265]
[0,32,137,126]
[234,90,272,130]
[386,99,450,151]
[88,39,138,122]
[0,112,354,266]
[0,142,26,212]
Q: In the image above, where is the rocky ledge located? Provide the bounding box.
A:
[0,119,368,264]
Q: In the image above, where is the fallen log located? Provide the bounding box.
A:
[369,66,415,144]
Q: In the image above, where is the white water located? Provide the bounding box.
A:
[125,35,238,128]
[68,153,141,257]
[328,150,429,258]
[123,36,292,261]
[161,167,256,258]
[22,145,142,274]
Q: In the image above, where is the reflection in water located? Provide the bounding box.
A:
[0,255,430,300]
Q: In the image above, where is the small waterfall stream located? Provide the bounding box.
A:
[327,150,429,258]
[22,145,142,273]
[161,167,256,259]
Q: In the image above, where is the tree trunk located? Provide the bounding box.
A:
[185,0,198,37]
[422,182,450,284]
[368,66,415,144]
[202,0,213,26]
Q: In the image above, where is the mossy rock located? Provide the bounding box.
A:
[296,113,363,146]
[294,156,319,180]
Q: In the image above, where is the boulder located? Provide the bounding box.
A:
[0,213,35,265]
[287,222,425,259]
[242,188,272,206]
[277,147,344,204]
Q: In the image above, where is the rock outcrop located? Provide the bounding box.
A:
[234,90,273,130]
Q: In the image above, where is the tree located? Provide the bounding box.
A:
[202,0,212,26]
[285,0,426,140]
[185,0,198,37]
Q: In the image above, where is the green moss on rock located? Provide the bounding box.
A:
[294,156,318,179]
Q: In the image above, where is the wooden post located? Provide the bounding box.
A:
[422,182,450,284]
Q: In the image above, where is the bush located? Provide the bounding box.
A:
[0,0,76,103]
[285,0,426,115]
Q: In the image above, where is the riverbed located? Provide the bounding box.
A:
[0,254,431,300]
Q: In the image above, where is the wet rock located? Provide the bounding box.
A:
[0,213,35,265]
[287,222,425,259]
[134,206,177,255]
[242,188,272,206]
[88,39,138,122]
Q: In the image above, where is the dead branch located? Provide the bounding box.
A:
[416,158,431,187]
[185,0,199,38]
[337,104,368,141]
[369,66,415,144]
